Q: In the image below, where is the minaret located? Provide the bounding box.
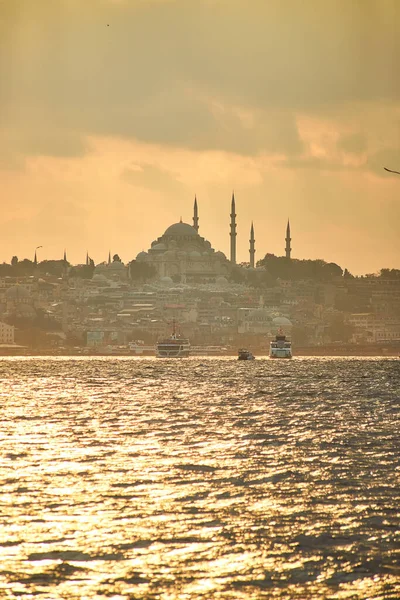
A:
[193,196,199,232]
[108,251,111,265]
[285,219,291,259]
[63,250,68,277]
[230,192,237,264]
[249,222,255,268]
[86,251,89,266]
[34,251,37,266]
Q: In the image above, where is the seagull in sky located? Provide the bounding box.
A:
[384,167,400,174]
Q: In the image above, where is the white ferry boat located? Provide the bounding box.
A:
[269,331,292,359]
[157,322,190,358]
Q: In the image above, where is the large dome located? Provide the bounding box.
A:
[164,222,198,237]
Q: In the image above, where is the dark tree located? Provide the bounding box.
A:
[38,260,68,277]
[228,267,246,284]
[11,256,18,267]
[129,261,156,282]
[0,263,13,277]
[69,264,95,279]
[15,259,35,276]
[379,268,400,279]
[257,254,344,282]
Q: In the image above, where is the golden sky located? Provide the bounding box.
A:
[1,0,399,274]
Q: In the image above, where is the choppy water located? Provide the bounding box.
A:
[0,357,399,599]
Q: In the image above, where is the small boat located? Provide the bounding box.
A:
[269,330,292,359]
[156,320,190,358]
[238,348,255,360]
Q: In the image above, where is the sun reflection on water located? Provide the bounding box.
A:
[0,356,399,598]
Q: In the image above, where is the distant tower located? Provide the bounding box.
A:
[108,251,111,265]
[86,251,89,266]
[230,192,237,264]
[193,196,199,232]
[63,250,68,277]
[33,251,37,266]
[285,219,291,259]
[249,222,255,268]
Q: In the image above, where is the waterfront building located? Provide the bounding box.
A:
[0,321,14,345]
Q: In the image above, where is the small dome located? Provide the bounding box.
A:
[152,243,166,251]
[177,250,187,258]
[136,251,148,261]
[92,274,108,281]
[273,316,292,326]
[160,276,173,285]
[216,276,228,286]
[189,250,201,258]
[215,251,227,260]
[164,250,176,258]
[6,285,30,300]
[164,222,198,237]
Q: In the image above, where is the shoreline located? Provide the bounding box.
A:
[0,349,399,358]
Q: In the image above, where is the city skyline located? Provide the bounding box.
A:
[1,0,399,274]
[0,194,397,276]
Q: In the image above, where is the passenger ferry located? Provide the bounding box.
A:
[157,321,190,358]
[269,331,292,359]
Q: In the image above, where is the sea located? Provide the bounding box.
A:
[0,356,399,599]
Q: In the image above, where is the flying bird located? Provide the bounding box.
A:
[384,167,400,174]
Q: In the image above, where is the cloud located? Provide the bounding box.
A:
[121,163,187,194]
[1,0,399,158]
[337,132,368,155]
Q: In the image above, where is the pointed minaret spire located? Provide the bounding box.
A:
[34,251,37,266]
[108,251,111,265]
[249,221,255,268]
[62,249,68,277]
[86,251,89,266]
[193,195,199,232]
[285,219,291,259]
[230,192,237,264]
